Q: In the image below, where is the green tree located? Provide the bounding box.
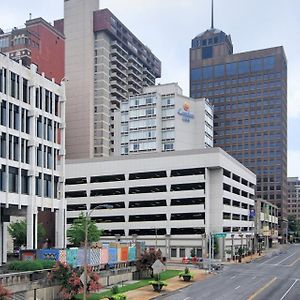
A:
[8,220,46,247]
[67,213,102,246]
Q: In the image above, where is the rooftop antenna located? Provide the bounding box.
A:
[29,13,32,20]
[211,0,214,29]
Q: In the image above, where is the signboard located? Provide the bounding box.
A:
[249,209,256,218]
[177,101,194,122]
[213,233,226,238]
[80,273,90,284]
[151,259,166,275]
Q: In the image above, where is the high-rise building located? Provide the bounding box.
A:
[0,17,65,83]
[0,53,66,265]
[64,0,161,159]
[287,177,300,220]
[114,83,213,156]
[189,23,287,237]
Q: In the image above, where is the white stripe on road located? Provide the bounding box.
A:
[184,297,192,300]
[235,286,241,290]
[275,252,296,265]
[231,275,237,279]
[252,276,256,279]
[279,279,299,300]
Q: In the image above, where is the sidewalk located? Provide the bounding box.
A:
[123,268,209,300]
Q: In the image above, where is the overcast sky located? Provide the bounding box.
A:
[1,0,299,177]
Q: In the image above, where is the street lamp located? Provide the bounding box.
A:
[83,203,113,300]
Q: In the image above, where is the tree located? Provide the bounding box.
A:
[8,220,46,247]
[67,213,102,246]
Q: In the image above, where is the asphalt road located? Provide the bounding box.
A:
[158,244,300,300]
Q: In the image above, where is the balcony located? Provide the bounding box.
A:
[110,80,127,93]
[128,62,143,74]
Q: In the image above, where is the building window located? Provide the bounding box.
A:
[202,46,213,59]
[226,62,237,75]
[191,68,201,81]
[203,66,213,79]
[238,61,250,74]
[264,56,275,70]
[250,58,263,72]
[171,248,177,258]
[179,248,186,258]
[214,64,225,77]
[8,166,18,193]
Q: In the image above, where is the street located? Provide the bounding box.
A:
[158,244,300,300]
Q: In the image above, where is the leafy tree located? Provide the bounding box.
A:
[67,213,102,246]
[8,220,46,247]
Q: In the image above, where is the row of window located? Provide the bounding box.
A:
[0,166,59,198]
[192,72,282,88]
[66,168,207,186]
[0,68,60,116]
[65,182,205,198]
[191,56,276,81]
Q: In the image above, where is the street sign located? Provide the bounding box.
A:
[213,233,227,238]
[151,259,166,274]
[80,273,91,284]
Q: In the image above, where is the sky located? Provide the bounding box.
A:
[1,0,299,177]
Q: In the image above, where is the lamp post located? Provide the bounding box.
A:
[83,204,113,300]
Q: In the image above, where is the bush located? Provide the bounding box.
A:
[111,285,119,295]
[8,259,55,271]
[178,267,193,279]
[111,294,127,300]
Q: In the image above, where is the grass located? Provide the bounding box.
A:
[75,270,180,300]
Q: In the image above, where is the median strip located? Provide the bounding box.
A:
[247,277,277,300]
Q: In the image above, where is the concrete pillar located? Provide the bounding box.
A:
[55,208,65,248]
[26,207,37,249]
[0,220,2,266]
[165,234,171,259]
[2,222,8,263]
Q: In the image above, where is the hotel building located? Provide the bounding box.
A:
[114,83,213,156]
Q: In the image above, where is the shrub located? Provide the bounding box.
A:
[178,267,193,279]
[111,285,119,295]
[8,259,55,271]
[0,284,12,299]
[111,294,127,300]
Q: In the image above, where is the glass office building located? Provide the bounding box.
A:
[190,28,287,238]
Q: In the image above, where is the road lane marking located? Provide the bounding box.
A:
[183,297,192,300]
[230,275,236,279]
[247,277,277,300]
[252,276,256,279]
[288,256,300,267]
[235,286,241,290]
[275,252,296,265]
[279,279,299,300]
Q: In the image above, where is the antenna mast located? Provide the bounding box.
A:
[211,0,214,29]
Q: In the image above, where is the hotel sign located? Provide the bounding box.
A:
[178,101,194,122]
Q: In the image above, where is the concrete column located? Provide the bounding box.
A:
[0,220,2,266]
[165,234,171,259]
[2,222,8,263]
[55,208,65,248]
[26,207,37,249]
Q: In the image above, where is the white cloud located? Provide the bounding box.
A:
[288,150,300,177]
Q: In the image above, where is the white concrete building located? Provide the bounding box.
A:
[114,83,214,156]
[0,53,66,264]
[65,148,255,259]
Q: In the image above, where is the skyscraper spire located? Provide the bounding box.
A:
[211,0,214,29]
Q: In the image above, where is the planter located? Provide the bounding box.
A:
[182,274,192,282]
[151,283,164,292]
